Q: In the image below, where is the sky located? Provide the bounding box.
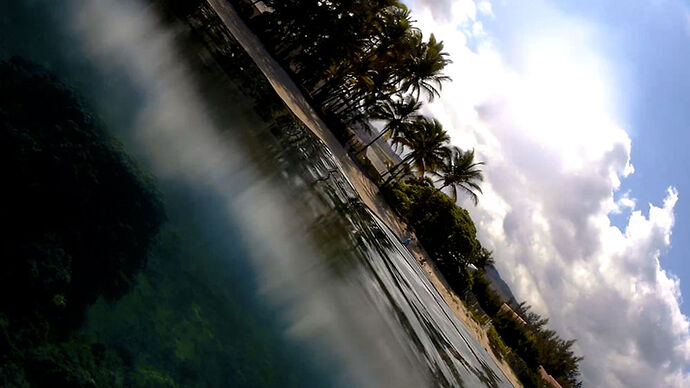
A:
[404,0,690,386]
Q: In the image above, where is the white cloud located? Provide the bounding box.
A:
[408,0,690,386]
[614,190,637,214]
[412,0,477,22]
[477,1,493,18]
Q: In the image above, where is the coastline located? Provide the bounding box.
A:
[206,1,521,386]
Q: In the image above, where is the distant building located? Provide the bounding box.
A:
[538,365,563,388]
[238,0,271,17]
[496,305,562,387]
[498,303,527,326]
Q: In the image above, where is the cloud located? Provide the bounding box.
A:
[476,1,493,18]
[614,191,637,214]
[410,0,476,22]
[408,0,690,386]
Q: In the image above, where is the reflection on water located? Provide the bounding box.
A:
[268,104,510,388]
[1,0,510,386]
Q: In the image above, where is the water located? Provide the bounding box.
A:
[1,1,510,386]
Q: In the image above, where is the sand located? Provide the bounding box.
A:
[206,1,521,386]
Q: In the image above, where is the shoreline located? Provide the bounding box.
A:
[207,1,521,386]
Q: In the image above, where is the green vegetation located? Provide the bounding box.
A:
[472,272,506,316]
[381,181,480,289]
[0,57,165,385]
[81,220,334,388]
[236,0,449,129]
[436,147,484,204]
[227,2,583,386]
[1,0,584,385]
[472,274,583,387]
[494,302,583,388]
[231,0,483,204]
[0,51,335,387]
[356,95,421,156]
[231,0,454,151]
[382,179,582,387]
[387,118,451,180]
[487,326,509,360]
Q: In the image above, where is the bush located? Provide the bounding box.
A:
[471,273,505,316]
[504,352,547,388]
[492,312,540,369]
[356,154,383,185]
[487,326,509,360]
[381,180,481,291]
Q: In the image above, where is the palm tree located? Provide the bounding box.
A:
[400,33,451,101]
[356,95,421,155]
[391,118,451,179]
[436,147,484,205]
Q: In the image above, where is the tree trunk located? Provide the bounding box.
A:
[382,154,413,178]
[356,126,392,155]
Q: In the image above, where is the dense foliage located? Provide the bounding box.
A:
[232,0,449,131]
[473,281,584,388]
[0,57,165,385]
[471,274,505,316]
[382,178,582,387]
[382,180,481,289]
[230,0,485,208]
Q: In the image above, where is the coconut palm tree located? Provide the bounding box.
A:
[355,95,421,155]
[435,147,484,205]
[400,33,451,101]
[391,118,451,179]
[324,5,419,120]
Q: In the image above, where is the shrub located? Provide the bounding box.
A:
[504,352,547,388]
[381,180,481,292]
[471,273,505,316]
[356,155,383,185]
[487,326,509,360]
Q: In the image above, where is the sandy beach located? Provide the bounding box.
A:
[207,1,521,386]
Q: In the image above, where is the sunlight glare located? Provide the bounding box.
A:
[511,37,624,172]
